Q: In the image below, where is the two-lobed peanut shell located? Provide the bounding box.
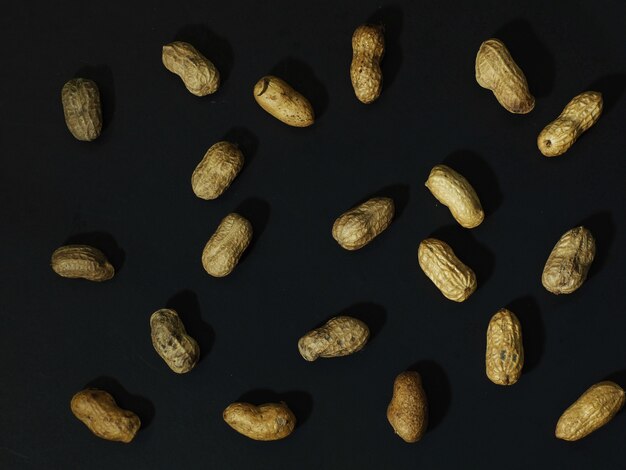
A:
[202,213,252,277]
[61,78,102,141]
[542,226,595,295]
[162,41,220,96]
[425,164,484,228]
[475,38,535,114]
[253,75,314,127]
[418,238,477,302]
[223,402,296,441]
[298,316,370,361]
[150,308,200,374]
[556,381,625,441]
[51,245,114,282]
[387,371,428,443]
[486,308,524,385]
[71,389,141,443]
[538,91,603,157]
[350,24,385,104]
[191,141,244,200]
[332,197,394,250]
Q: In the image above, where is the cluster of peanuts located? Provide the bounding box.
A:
[55,24,620,445]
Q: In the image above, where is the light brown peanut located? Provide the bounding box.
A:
[556,381,625,441]
[387,371,428,443]
[418,238,477,302]
[538,91,603,157]
[162,41,220,96]
[486,308,523,385]
[61,78,102,141]
[253,75,314,127]
[350,24,385,104]
[150,308,200,374]
[298,316,369,361]
[332,197,394,250]
[223,402,296,441]
[475,38,535,114]
[425,164,484,228]
[51,245,114,282]
[202,213,252,277]
[191,141,244,200]
[71,389,141,443]
[542,226,595,295]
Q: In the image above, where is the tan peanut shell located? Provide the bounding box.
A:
[162,41,220,96]
[486,308,523,385]
[387,371,428,443]
[298,316,369,361]
[223,402,296,441]
[202,213,252,277]
[418,238,477,302]
[253,75,314,127]
[71,389,141,443]
[425,164,484,228]
[150,308,200,374]
[61,78,102,141]
[556,381,625,441]
[538,91,603,157]
[51,245,114,282]
[350,24,385,104]
[475,38,535,114]
[542,226,595,295]
[332,197,394,250]
[191,141,244,200]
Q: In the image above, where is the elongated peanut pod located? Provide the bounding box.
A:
[51,245,114,281]
[191,141,244,200]
[150,308,200,373]
[486,308,523,385]
[223,402,296,441]
[387,371,428,443]
[350,24,385,103]
[202,213,252,277]
[61,78,102,141]
[298,316,369,361]
[162,41,220,96]
[332,197,394,250]
[253,76,314,127]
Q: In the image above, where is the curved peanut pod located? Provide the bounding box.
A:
[387,371,428,443]
[61,78,102,141]
[425,164,484,228]
[298,316,369,361]
[542,226,595,295]
[150,308,200,373]
[253,75,314,127]
[418,238,476,302]
[350,24,385,104]
[191,141,244,200]
[202,213,252,277]
[71,389,141,443]
[538,91,603,157]
[332,197,394,250]
[475,38,535,114]
[162,41,220,96]
[223,402,296,441]
[556,381,625,441]
[51,245,114,282]
[486,308,523,385]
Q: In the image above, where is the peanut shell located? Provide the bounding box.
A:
[332,197,394,250]
[202,213,252,277]
[191,141,244,200]
[150,308,200,374]
[387,371,428,443]
[486,308,524,385]
[350,24,385,104]
[51,245,114,282]
[61,78,102,141]
[162,41,220,96]
[223,402,296,441]
[253,75,314,127]
[298,316,369,361]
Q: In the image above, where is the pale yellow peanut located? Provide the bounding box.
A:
[51,245,114,282]
[486,308,524,385]
[253,75,314,127]
[332,197,394,250]
[191,141,244,200]
[202,213,252,277]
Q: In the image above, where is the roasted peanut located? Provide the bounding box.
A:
[332,197,394,250]
[486,308,523,385]
[350,24,384,104]
[253,75,314,127]
[202,213,252,277]
[191,141,244,200]
[475,38,535,114]
[150,308,199,374]
[556,381,625,441]
[71,389,141,443]
[538,91,603,157]
[51,245,114,282]
[418,238,476,302]
[425,164,484,228]
[162,41,220,96]
[61,78,102,141]
[542,226,595,295]
[298,316,369,361]
[387,371,428,443]
[223,402,296,441]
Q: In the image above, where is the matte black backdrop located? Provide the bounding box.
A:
[2,0,626,468]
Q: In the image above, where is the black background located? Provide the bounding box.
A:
[2,0,626,468]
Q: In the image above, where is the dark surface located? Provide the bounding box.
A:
[2,1,626,468]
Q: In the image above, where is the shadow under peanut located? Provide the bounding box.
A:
[505,296,544,374]
[166,289,215,360]
[406,360,451,431]
[366,5,403,93]
[74,64,115,131]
